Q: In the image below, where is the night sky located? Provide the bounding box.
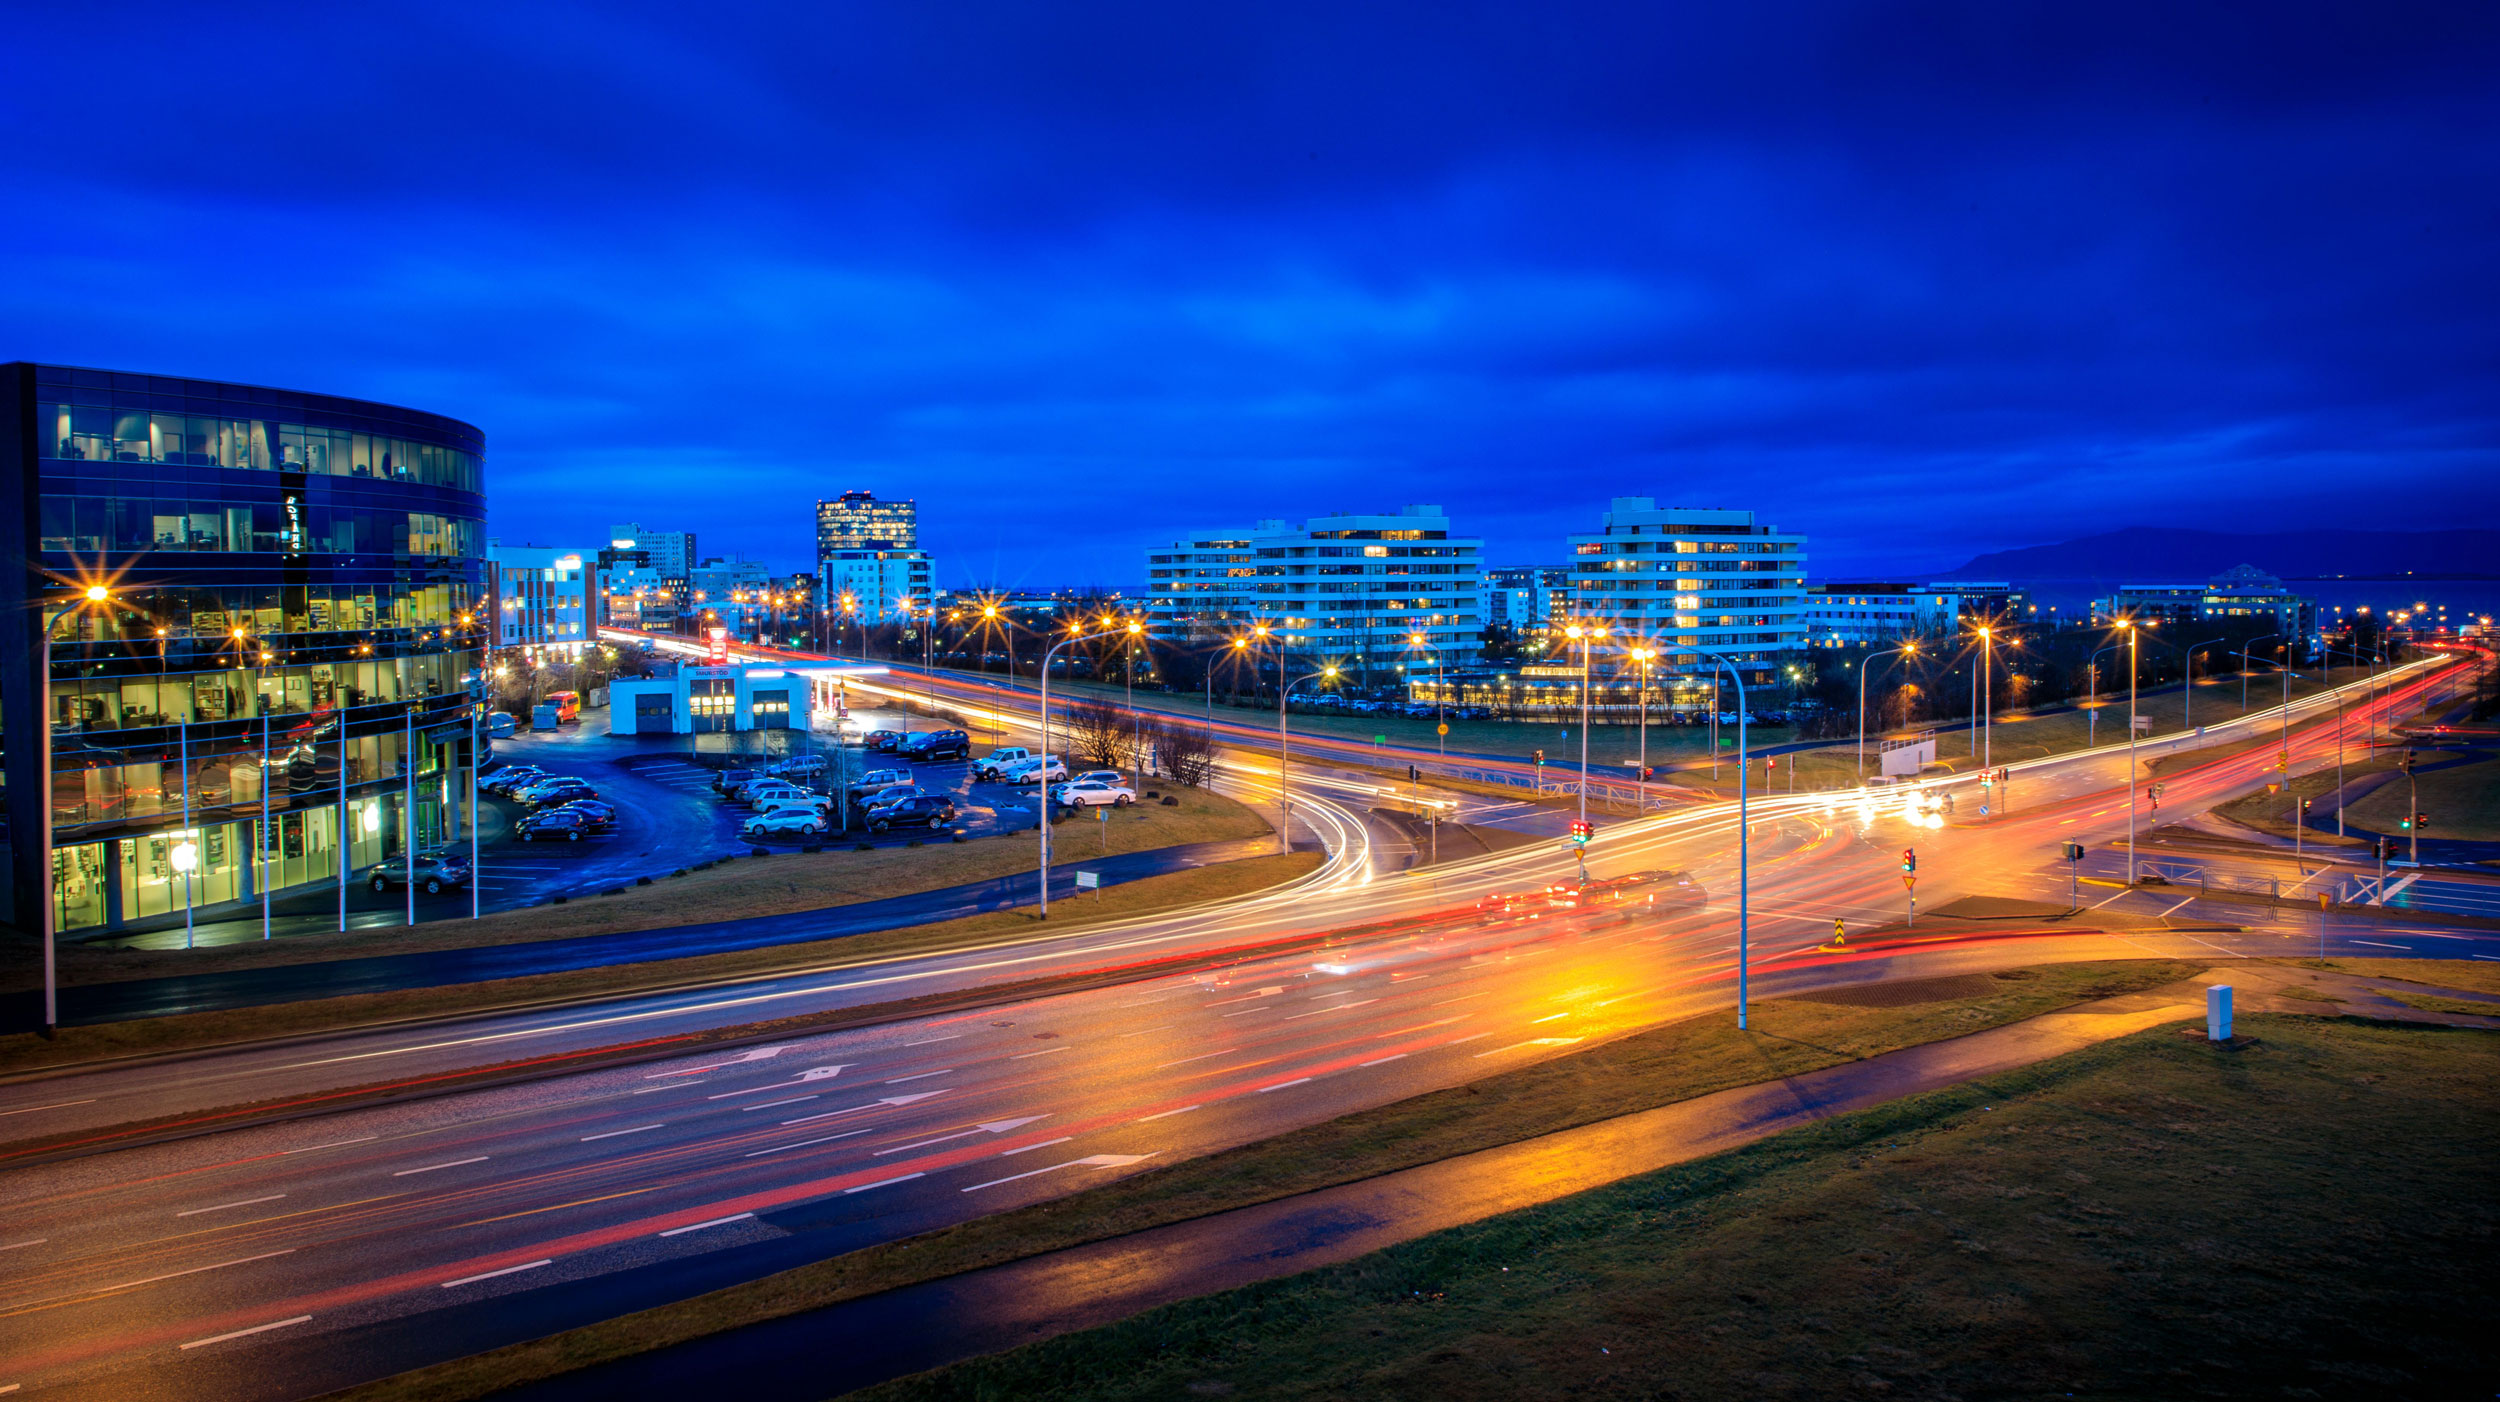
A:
[5,3,2493,584]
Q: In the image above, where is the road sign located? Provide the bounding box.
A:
[1074,870,1100,890]
[1437,723,1449,736]
[2062,841,2085,861]
[1901,873,1917,890]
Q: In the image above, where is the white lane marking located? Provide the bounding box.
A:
[1116,1026,1173,1037]
[1284,999,1378,1020]
[393,1156,489,1176]
[886,1069,953,1084]
[1447,1032,1493,1046]
[659,1213,756,1238]
[0,1239,44,1251]
[1155,1050,1228,1068]
[1221,1006,1276,1019]
[999,1136,1073,1156]
[874,1117,1048,1155]
[2352,939,2410,950]
[581,1124,663,1142]
[1009,1045,1070,1059]
[440,1259,552,1289]
[962,1153,1160,1193]
[282,1135,378,1154]
[843,1173,925,1195]
[179,1315,312,1350]
[0,1099,97,1118]
[1430,991,1492,1007]
[1474,1037,1585,1058]
[1256,1078,1312,1093]
[739,1096,819,1111]
[1359,1054,1408,1067]
[1135,1104,1200,1122]
[2087,890,2132,910]
[707,1068,850,1099]
[1204,987,1286,1007]
[96,1249,295,1296]
[177,1195,286,1218]
[644,1046,788,1079]
[2158,897,2196,917]
[903,1034,962,1046]
[745,1128,873,1158]
[782,1090,948,1126]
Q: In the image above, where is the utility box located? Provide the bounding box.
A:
[2206,984,2234,1041]
[533,703,561,730]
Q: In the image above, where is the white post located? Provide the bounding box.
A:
[2206,984,2234,1041]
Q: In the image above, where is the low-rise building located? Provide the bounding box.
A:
[2093,564,2315,635]
[608,658,886,735]
[487,543,591,654]
[1481,566,1570,635]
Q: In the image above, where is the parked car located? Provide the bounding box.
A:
[744,806,829,839]
[712,768,759,796]
[752,793,833,820]
[734,780,809,809]
[865,729,904,753]
[1001,755,1068,785]
[973,747,1033,781]
[1068,769,1124,787]
[516,777,598,807]
[902,729,972,762]
[1051,779,1136,809]
[848,768,911,794]
[366,847,472,894]
[555,799,617,832]
[514,807,596,842]
[850,782,925,813]
[482,766,548,796]
[769,754,829,779]
[865,794,955,833]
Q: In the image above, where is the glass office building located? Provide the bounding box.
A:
[2,363,488,937]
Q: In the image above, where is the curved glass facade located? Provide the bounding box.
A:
[4,363,487,937]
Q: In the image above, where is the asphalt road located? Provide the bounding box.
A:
[0,653,2482,1399]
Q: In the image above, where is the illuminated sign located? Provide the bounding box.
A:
[611,538,636,549]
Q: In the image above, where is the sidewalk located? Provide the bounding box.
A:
[509,969,2377,1402]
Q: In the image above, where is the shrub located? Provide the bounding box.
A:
[635,875,652,886]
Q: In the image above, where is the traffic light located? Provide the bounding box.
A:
[1900,848,1916,873]
[1979,770,1992,789]
[2415,812,2431,831]
[1569,819,1594,846]
[2300,797,2313,814]
[1533,748,1546,766]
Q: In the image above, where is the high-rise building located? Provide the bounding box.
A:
[5,363,488,939]
[1481,566,1570,633]
[1564,499,1808,685]
[814,492,930,625]
[1144,505,1482,680]
[815,491,917,550]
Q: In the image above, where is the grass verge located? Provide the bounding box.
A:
[2276,956,2500,996]
[0,853,1321,1077]
[2212,755,2395,842]
[329,959,2206,1402]
[2343,751,2500,842]
[28,784,1272,992]
[869,1014,2500,1402]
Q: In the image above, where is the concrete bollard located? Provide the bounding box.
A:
[2207,984,2234,1041]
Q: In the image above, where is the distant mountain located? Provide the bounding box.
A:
[1933,527,2500,586]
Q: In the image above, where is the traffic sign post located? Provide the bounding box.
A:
[2061,840,2085,911]
[1900,847,1917,926]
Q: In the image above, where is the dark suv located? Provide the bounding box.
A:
[901,729,971,762]
[865,729,903,753]
[515,807,598,842]
[865,794,956,833]
[367,847,473,894]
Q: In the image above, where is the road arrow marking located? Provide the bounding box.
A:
[873,1115,1048,1156]
[780,1090,948,1126]
[962,1152,1161,1193]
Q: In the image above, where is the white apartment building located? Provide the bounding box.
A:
[1563,500,1808,685]
[1481,566,1570,634]
[821,549,935,624]
[486,543,591,653]
[1145,504,1482,679]
[1804,584,1958,647]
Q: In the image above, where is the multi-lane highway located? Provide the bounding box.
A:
[0,649,2483,1400]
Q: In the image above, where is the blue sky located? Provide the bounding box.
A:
[5,2,2493,584]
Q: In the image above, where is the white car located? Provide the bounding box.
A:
[1069,769,1125,788]
[1003,756,1068,785]
[736,781,809,808]
[744,807,828,838]
[1051,779,1135,809]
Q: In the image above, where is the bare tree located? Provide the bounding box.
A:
[1151,719,1218,788]
[1063,699,1128,770]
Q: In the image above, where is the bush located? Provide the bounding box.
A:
[906,839,924,849]
[635,875,652,886]
[551,895,568,905]
[854,842,874,852]
[1160,795,1179,806]
[750,846,769,857]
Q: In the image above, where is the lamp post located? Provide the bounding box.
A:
[2085,640,2127,750]
[1856,642,1917,785]
[2241,633,2281,714]
[1668,644,1751,1029]
[33,585,112,1032]
[1406,630,1448,757]
[1561,621,1608,824]
[1037,621,1141,918]
[1279,665,1340,859]
[1210,636,1249,720]
[2121,619,2139,884]
[2182,636,2226,732]
[1975,626,1994,774]
[1628,644,1656,812]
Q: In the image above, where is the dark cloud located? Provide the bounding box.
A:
[3,0,2493,581]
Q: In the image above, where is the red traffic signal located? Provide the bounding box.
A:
[1900,848,1916,873]
[1568,819,1595,845]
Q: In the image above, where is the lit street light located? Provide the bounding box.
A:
[1279,665,1341,858]
[1036,620,1142,917]
[1856,642,1916,785]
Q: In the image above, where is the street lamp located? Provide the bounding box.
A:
[33,583,112,1036]
[1036,620,1143,917]
[1279,665,1341,858]
[1627,644,1657,811]
[2121,619,2140,884]
[1857,642,1917,785]
[1561,620,1609,823]
[1666,644,1753,1029]
[2241,632,2282,714]
[2182,636,2227,732]
[1407,630,1447,757]
[1211,635,1250,720]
